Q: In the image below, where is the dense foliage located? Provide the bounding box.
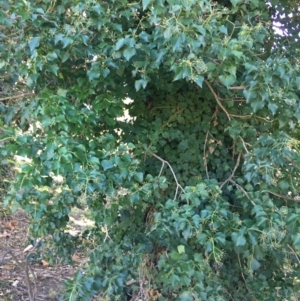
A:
[1,0,300,300]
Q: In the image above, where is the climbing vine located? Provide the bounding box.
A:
[1,0,300,300]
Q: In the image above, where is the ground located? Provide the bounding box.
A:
[0,207,96,301]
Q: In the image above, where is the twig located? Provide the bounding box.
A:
[0,240,42,301]
[203,130,210,179]
[7,250,36,301]
[205,80,231,121]
[229,179,256,206]
[151,153,185,201]
[237,254,253,296]
[102,224,112,243]
[238,136,250,153]
[228,86,248,90]
[0,92,35,102]
[287,244,300,264]
[230,114,252,119]
[220,152,242,189]
[266,190,298,202]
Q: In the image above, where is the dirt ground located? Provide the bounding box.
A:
[0,208,94,301]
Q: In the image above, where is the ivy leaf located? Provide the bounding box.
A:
[236,235,246,246]
[164,27,172,40]
[177,245,185,254]
[87,69,101,80]
[133,172,143,183]
[250,258,261,271]
[57,89,68,97]
[102,159,114,170]
[182,226,191,240]
[232,50,243,58]
[123,47,136,61]
[268,102,278,115]
[115,38,125,51]
[293,234,300,249]
[251,101,264,112]
[219,74,235,88]
[219,25,228,35]
[135,79,148,91]
[28,37,40,52]
[47,64,59,75]
[142,0,152,10]
[194,75,204,87]
[243,90,252,101]
[91,4,103,14]
[230,0,243,6]
[61,37,73,48]
[46,52,58,61]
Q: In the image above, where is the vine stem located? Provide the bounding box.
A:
[220,152,242,189]
[205,80,231,121]
[237,254,253,297]
[203,130,210,179]
[287,244,300,264]
[0,92,35,102]
[151,153,185,201]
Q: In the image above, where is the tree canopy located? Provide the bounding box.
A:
[1,0,300,300]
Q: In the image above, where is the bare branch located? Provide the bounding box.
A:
[266,190,299,202]
[229,179,256,206]
[287,244,300,264]
[151,153,185,201]
[238,136,250,153]
[237,254,253,296]
[205,80,231,121]
[203,130,210,179]
[220,152,242,189]
[6,250,36,301]
[0,92,35,102]
[228,86,248,90]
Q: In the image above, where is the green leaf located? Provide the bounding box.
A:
[57,89,68,97]
[182,225,191,240]
[177,245,185,254]
[268,102,278,115]
[102,159,114,170]
[179,291,193,301]
[133,172,143,183]
[251,101,264,112]
[47,64,59,75]
[236,235,246,246]
[232,50,243,58]
[230,0,242,6]
[219,74,235,88]
[142,0,152,10]
[123,47,136,61]
[219,25,228,35]
[46,52,58,61]
[135,79,148,91]
[278,180,289,190]
[164,27,172,40]
[115,38,125,51]
[249,258,261,271]
[28,37,40,52]
[91,4,103,14]
[61,37,73,48]
[61,52,70,62]
[87,69,101,80]
[293,234,300,249]
[194,75,204,87]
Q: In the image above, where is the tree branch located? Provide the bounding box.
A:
[0,92,35,102]
[220,152,242,189]
[205,80,231,121]
[151,153,185,201]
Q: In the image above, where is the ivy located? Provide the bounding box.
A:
[1,0,300,300]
